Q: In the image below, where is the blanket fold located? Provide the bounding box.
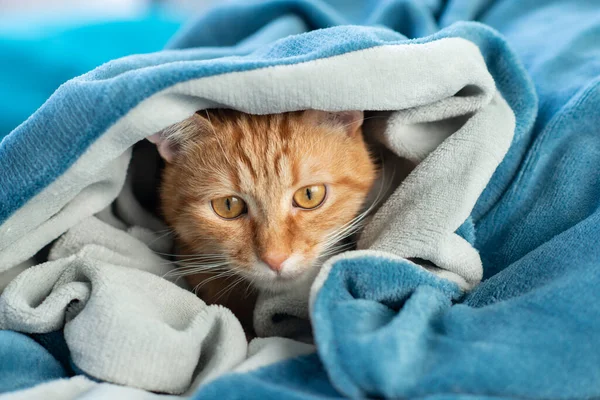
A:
[0,213,247,394]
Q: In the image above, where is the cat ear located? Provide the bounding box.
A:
[147,112,211,163]
[147,131,177,163]
[303,110,364,137]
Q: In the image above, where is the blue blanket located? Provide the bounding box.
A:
[0,9,183,142]
[1,0,600,399]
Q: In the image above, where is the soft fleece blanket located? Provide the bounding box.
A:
[1,0,600,399]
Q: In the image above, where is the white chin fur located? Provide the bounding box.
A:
[246,260,319,293]
[239,248,347,293]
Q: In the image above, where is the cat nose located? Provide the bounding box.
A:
[262,252,288,272]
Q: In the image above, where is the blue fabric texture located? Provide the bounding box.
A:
[0,331,67,394]
[2,0,600,398]
[29,331,76,377]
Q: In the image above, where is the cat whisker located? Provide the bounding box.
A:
[175,260,230,268]
[213,275,247,303]
[143,229,176,249]
[158,255,229,264]
[176,261,230,268]
[325,203,373,244]
[169,259,230,268]
[149,229,175,238]
[167,269,226,279]
[322,214,368,248]
[192,270,239,295]
[322,206,374,247]
[243,278,257,298]
[193,267,237,283]
[319,241,357,259]
[154,250,227,258]
[323,156,397,246]
[319,160,398,257]
[165,265,230,276]
[324,196,374,241]
[338,114,390,131]
[164,268,229,279]
[163,262,232,278]
[159,257,228,266]
[177,253,229,258]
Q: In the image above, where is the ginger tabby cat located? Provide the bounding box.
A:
[148,109,377,334]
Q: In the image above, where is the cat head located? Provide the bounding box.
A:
[149,109,377,291]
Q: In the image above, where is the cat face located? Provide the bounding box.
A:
[151,109,377,291]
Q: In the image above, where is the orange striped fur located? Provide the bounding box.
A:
[155,109,377,331]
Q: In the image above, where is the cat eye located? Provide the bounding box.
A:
[293,184,327,209]
[211,196,247,219]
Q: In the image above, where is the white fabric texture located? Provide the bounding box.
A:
[0,376,180,400]
[232,337,316,374]
[0,377,98,400]
[0,213,248,394]
[0,163,248,394]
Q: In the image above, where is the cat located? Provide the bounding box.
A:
[148,109,378,333]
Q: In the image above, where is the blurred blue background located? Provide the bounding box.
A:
[0,0,217,140]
